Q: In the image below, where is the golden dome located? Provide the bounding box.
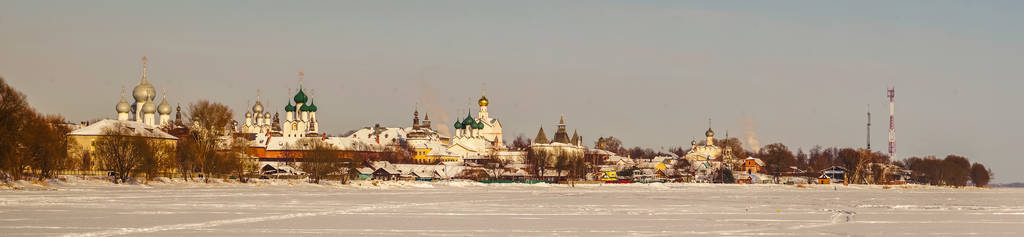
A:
[478,96,489,106]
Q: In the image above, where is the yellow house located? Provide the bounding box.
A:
[654,162,668,171]
[413,144,460,164]
[67,120,178,170]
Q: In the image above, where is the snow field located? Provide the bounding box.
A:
[1,177,1021,236]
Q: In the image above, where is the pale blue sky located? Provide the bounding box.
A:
[1,1,1022,182]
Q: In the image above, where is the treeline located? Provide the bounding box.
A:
[0,78,77,181]
[93,100,262,184]
[0,78,261,184]
[580,133,992,187]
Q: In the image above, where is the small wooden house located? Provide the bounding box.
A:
[373,167,400,180]
[743,157,765,174]
[817,174,831,184]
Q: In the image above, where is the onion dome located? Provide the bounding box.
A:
[133,57,155,102]
[116,100,131,113]
[705,128,714,137]
[284,101,296,112]
[264,112,270,119]
[474,121,484,129]
[454,121,463,129]
[462,114,476,128]
[133,79,155,103]
[299,103,311,112]
[115,90,131,113]
[142,101,157,114]
[157,98,172,115]
[245,110,252,117]
[478,95,488,106]
[308,100,318,112]
[293,88,308,104]
[252,101,264,114]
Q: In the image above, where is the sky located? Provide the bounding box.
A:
[1,1,1022,182]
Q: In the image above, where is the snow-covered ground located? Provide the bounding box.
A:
[1,177,1022,236]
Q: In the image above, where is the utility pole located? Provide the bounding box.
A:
[867,104,871,151]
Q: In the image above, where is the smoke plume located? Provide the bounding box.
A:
[743,115,760,152]
[418,72,450,137]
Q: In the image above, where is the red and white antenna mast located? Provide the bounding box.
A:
[887,88,895,159]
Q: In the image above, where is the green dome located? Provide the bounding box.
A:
[462,114,476,128]
[473,121,484,129]
[308,100,318,112]
[454,121,463,129]
[284,101,296,112]
[299,103,312,112]
[293,88,308,104]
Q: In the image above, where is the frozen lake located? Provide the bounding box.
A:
[1,179,1022,236]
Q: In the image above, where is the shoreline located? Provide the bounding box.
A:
[1,175,993,192]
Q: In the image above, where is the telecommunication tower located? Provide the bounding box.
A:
[887,88,895,159]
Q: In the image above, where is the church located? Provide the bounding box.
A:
[448,92,506,159]
[239,72,319,138]
[529,116,585,167]
[682,123,741,174]
[114,56,176,127]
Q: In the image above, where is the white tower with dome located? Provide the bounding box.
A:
[117,56,173,127]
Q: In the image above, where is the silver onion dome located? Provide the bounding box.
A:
[252,101,264,114]
[116,97,131,113]
[142,101,157,114]
[133,80,155,103]
[133,56,156,103]
[157,98,172,115]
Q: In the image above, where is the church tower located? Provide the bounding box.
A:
[132,56,156,123]
[115,87,131,121]
[157,89,172,126]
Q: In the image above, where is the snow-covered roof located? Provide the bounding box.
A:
[588,149,616,156]
[356,168,374,175]
[346,126,410,146]
[262,136,389,151]
[68,120,177,140]
[745,157,766,166]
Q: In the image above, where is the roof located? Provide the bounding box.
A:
[745,157,766,166]
[357,168,374,175]
[68,119,177,140]
[534,127,549,144]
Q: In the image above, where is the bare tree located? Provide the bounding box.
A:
[0,77,31,181]
[174,135,198,181]
[970,163,991,187]
[187,100,234,182]
[509,135,530,150]
[759,143,795,183]
[24,114,73,180]
[94,124,151,184]
[942,155,971,187]
[526,148,552,179]
[485,152,510,180]
[300,139,341,183]
[227,136,259,183]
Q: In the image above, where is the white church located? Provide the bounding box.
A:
[448,93,506,159]
[240,72,319,138]
[114,56,175,127]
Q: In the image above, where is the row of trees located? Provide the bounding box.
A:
[1,77,263,184]
[524,147,588,182]
[568,132,993,187]
[904,156,991,187]
[0,78,79,181]
[84,100,262,184]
